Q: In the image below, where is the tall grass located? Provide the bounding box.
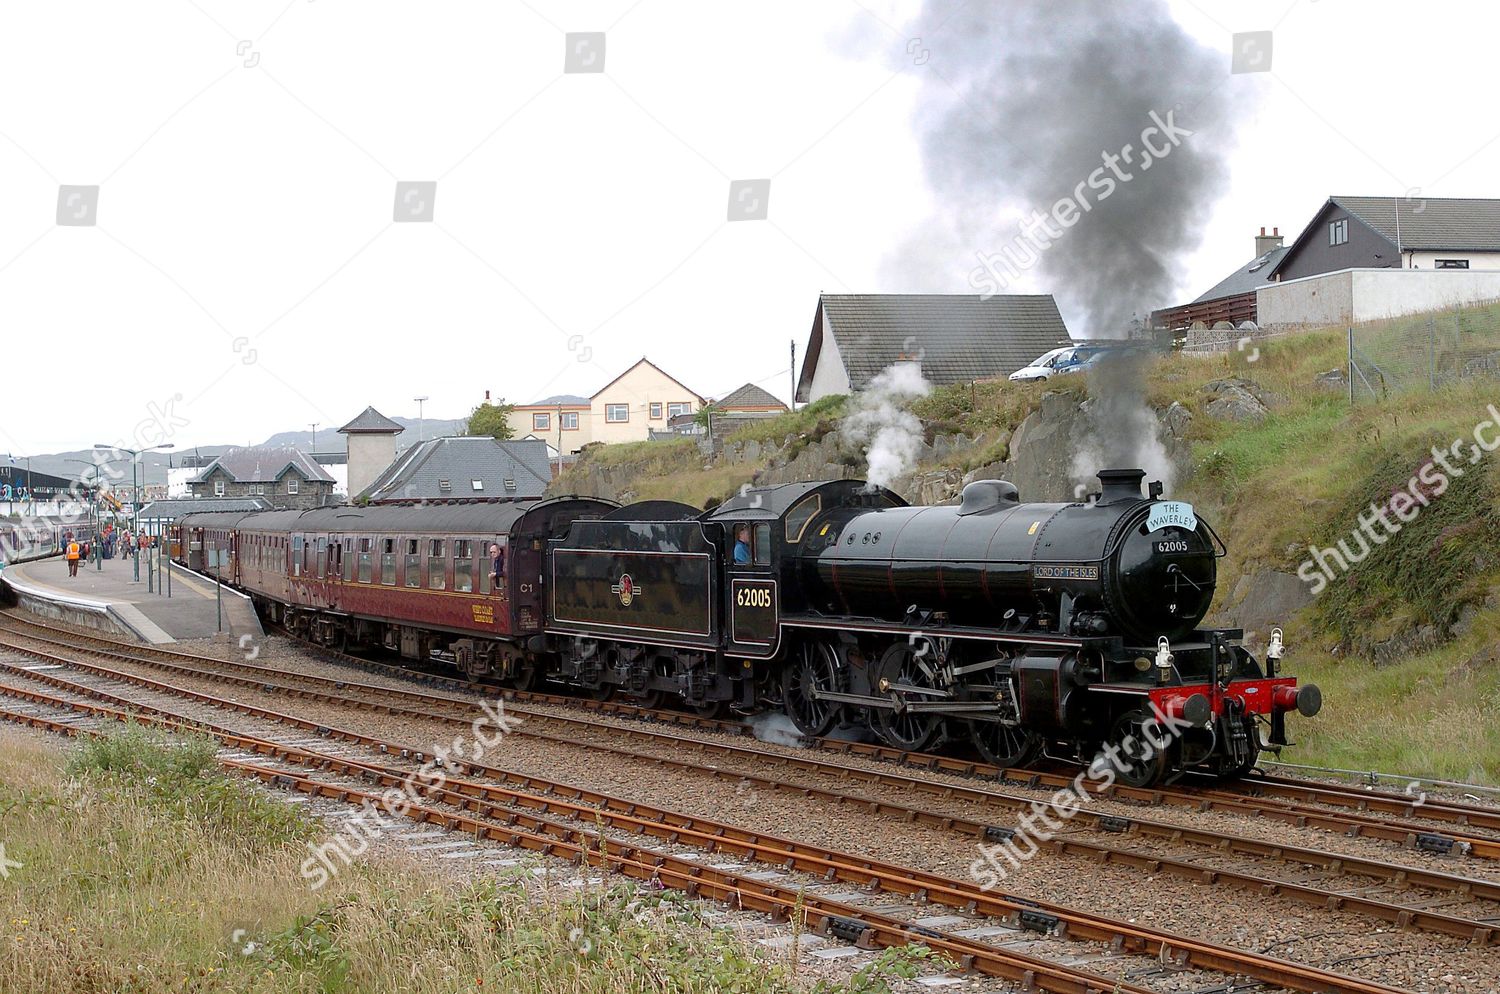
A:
[0,725,926,993]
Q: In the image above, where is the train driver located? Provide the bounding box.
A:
[732,524,752,565]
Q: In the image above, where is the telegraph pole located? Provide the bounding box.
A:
[789,339,796,411]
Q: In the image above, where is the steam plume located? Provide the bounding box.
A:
[873,1,1257,491]
[889,0,1242,323]
[844,361,932,490]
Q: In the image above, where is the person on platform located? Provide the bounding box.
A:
[489,543,506,598]
[733,524,752,565]
[65,537,80,577]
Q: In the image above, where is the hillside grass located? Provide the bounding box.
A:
[1288,636,1500,783]
[724,394,848,448]
[550,305,1500,782]
[0,724,919,993]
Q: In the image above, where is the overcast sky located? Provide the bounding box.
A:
[4,0,1499,456]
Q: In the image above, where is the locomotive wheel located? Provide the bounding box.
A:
[631,656,676,710]
[1104,711,1172,788]
[783,642,844,737]
[967,721,1041,770]
[692,700,730,719]
[870,644,944,752]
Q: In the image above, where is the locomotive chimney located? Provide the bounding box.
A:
[1096,468,1146,504]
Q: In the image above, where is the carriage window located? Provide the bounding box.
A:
[405,551,421,587]
[454,540,474,593]
[357,552,372,583]
[316,537,326,577]
[753,523,771,565]
[291,536,303,577]
[380,542,396,584]
[480,539,496,594]
[784,495,821,543]
[428,539,446,590]
[342,541,354,581]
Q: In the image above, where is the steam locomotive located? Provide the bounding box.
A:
[175,468,1320,786]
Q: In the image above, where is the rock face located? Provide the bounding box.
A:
[1202,377,1274,423]
[1315,367,1349,391]
[1208,568,1316,651]
[560,389,1195,509]
[1000,391,1194,502]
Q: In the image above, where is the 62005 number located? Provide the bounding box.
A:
[736,586,773,609]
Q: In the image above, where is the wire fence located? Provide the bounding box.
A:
[1348,305,1500,403]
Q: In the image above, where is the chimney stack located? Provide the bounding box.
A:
[484,390,491,403]
[1255,225,1283,257]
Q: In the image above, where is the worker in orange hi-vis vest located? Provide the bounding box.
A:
[66,539,81,577]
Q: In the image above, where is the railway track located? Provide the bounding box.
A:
[3,624,1499,989]
[0,645,1417,994]
[4,610,1495,847]
[3,612,1496,870]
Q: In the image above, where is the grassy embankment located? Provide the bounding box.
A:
[926,311,1500,782]
[561,308,1500,782]
[0,724,931,993]
[555,396,856,506]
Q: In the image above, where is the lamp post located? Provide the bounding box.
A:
[95,443,174,582]
[414,396,429,443]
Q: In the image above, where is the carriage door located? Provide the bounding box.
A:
[188,527,204,571]
[725,520,778,654]
[512,534,546,632]
[327,535,342,584]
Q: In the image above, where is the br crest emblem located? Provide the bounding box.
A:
[611,573,643,606]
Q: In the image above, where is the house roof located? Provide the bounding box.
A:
[1270,196,1500,280]
[797,293,1072,401]
[192,447,335,485]
[1192,245,1291,304]
[338,406,405,435]
[357,436,553,502]
[590,358,704,404]
[1330,195,1500,251]
[717,383,787,411]
[137,497,272,519]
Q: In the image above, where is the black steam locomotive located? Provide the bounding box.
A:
[545,468,1320,786]
[177,468,1320,786]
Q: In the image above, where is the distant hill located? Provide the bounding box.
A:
[263,417,468,450]
[17,415,468,485]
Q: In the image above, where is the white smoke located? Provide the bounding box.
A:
[844,361,933,490]
[747,711,811,748]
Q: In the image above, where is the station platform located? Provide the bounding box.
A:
[0,554,262,644]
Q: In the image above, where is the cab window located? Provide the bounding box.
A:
[784,495,820,543]
[753,523,771,566]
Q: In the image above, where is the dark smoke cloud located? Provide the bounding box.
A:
[883,0,1254,335]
